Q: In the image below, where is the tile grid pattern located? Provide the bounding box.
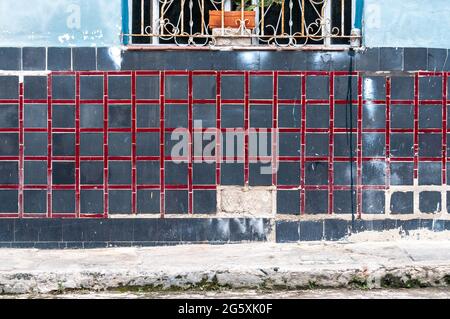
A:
[1,71,450,216]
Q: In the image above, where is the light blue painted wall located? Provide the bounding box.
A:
[1,0,450,48]
[364,0,450,49]
[0,0,122,46]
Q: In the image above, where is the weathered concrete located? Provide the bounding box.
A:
[0,241,449,295]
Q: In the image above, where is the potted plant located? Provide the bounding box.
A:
[209,0,283,29]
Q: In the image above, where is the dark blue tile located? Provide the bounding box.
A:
[390,192,414,214]
[221,104,244,128]
[0,133,19,156]
[108,133,132,156]
[324,219,349,240]
[362,160,386,185]
[276,190,300,215]
[355,48,379,71]
[22,47,46,71]
[52,75,75,100]
[24,161,47,185]
[193,163,216,185]
[362,190,385,214]
[165,104,188,128]
[80,76,103,100]
[427,48,450,71]
[305,190,328,214]
[221,75,244,99]
[80,133,103,156]
[137,160,159,184]
[306,76,329,99]
[165,190,189,214]
[0,76,19,99]
[108,76,131,99]
[24,133,47,156]
[24,104,47,128]
[390,162,414,186]
[0,161,18,184]
[137,105,159,128]
[52,190,75,214]
[165,76,188,99]
[0,47,21,70]
[277,162,300,186]
[275,220,300,243]
[193,190,217,214]
[333,190,357,214]
[250,75,273,99]
[109,190,132,214]
[236,52,260,70]
[24,76,47,100]
[249,162,272,186]
[207,218,230,242]
[52,133,75,156]
[419,191,441,214]
[62,219,84,242]
[193,75,216,100]
[330,51,354,71]
[81,219,110,242]
[419,77,442,100]
[136,132,159,156]
[137,190,160,214]
[97,47,121,71]
[80,190,104,214]
[53,104,75,128]
[136,76,159,99]
[379,47,403,71]
[0,219,14,241]
[305,162,328,185]
[418,162,441,186]
[363,104,386,129]
[299,221,323,241]
[165,161,188,185]
[305,133,328,156]
[0,104,18,128]
[306,52,332,71]
[109,219,134,242]
[404,48,427,71]
[24,190,47,214]
[108,161,132,184]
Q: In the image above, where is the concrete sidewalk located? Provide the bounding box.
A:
[0,241,449,294]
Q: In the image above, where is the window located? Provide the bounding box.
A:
[127,0,354,47]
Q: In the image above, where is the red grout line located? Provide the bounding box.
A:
[414,73,419,180]
[443,75,448,185]
[47,74,53,218]
[216,72,222,185]
[188,71,193,214]
[328,73,334,215]
[18,82,24,218]
[160,71,165,218]
[103,72,109,218]
[131,71,137,215]
[357,74,363,217]
[300,73,306,215]
[272,71,278,187]
[385,77,391,197]
[75,73,81,218]
[244,72,250,185]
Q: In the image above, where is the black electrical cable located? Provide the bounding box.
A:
[346,50,356,232]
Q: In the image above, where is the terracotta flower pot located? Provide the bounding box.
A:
[209,10,256,29]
